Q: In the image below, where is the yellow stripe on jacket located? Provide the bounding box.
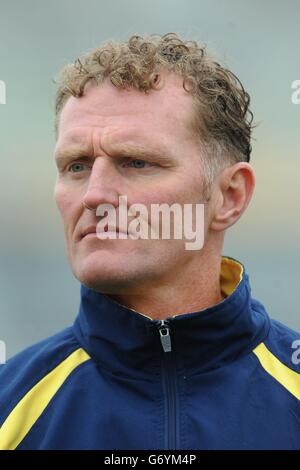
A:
[0,348,91,450]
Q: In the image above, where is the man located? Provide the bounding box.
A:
[0,33,299,450]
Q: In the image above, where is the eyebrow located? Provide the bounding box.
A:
[108,143,174,164]
[55,143,174,167]
[55,147,92,168]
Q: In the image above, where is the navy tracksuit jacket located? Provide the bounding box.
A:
[0,256,300,450]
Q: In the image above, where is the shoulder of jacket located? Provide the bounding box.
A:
[0,327,87,426]
[251,319,300,403]
[261,319,300,374]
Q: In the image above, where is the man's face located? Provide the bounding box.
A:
[54,72,212,294]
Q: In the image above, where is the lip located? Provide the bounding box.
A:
[81,225,127,239]
[80,225,98,239]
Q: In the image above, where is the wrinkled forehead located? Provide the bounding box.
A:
[57,74,196,140]
[54,124,177,159]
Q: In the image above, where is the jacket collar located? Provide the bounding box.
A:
[73,256,270,379]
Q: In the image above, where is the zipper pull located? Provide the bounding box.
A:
[157,320,172,353]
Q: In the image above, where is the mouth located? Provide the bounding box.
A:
[81,225,127,240]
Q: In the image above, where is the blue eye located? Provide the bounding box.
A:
[125,159,154,169]
[131,160,146,168]
[69,163,88,173]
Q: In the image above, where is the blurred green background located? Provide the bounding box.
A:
[0,0,299,358]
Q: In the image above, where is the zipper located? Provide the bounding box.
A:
[155,319,178,450]
[157,320,172,352]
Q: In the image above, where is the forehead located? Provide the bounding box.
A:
[57,72,196,149]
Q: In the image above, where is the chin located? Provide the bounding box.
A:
[71,254,143,294]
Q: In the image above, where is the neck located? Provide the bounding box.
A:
[108,249,223,320]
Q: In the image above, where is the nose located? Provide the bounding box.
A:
[82,157,120,211]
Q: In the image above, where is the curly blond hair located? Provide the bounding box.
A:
[54,33,255,192]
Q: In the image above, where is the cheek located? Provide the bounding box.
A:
[137,184,185,206]
[54,183,77,221]
[150,172,204,205]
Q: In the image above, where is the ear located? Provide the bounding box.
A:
[210,162,255,232]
